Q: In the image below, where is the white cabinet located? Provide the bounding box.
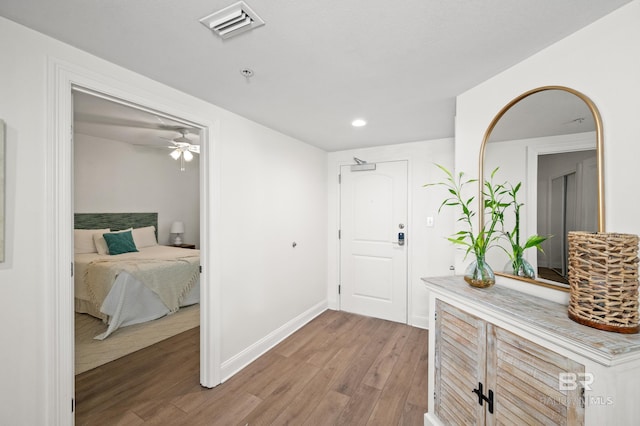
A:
[435,300,584,425]
[423,276,640,426]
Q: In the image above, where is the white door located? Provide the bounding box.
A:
[339,160,408,323]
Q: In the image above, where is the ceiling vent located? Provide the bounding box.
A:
[200,1,264,39]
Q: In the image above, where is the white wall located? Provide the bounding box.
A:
[455,0,640,302]
[74,133,200,246]
[0,16,327,424]
[327,139,455,328]
[218,113,327,367]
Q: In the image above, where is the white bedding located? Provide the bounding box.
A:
[74,245,200,339]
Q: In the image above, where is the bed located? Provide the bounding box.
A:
[74,213,200,340]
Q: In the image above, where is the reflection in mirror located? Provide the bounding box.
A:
[538,150,597,284]
[0,119,4,262]
[480,87,604,290]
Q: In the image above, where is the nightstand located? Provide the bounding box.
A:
[173,243,196,249]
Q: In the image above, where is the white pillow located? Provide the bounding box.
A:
[132,226,158,248]
[94,228,132,255]
[74,228,110,254]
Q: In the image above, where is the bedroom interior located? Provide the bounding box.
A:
[1,0,640,424]
[72,93,202,373]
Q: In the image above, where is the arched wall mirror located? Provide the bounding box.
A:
[479,86,605,291]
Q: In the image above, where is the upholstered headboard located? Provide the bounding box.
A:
[74,212,158,238]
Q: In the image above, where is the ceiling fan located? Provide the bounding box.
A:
[164,129,200,171]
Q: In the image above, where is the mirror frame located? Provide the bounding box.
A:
[478,85,605,291]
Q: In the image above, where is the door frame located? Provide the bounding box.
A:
[334,157,412,324]
[46,58,222,424]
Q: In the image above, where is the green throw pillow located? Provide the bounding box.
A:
[103,230,138,255]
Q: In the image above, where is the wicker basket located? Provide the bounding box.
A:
[568,231,639,333]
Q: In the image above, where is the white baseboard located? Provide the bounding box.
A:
[220,300,328,381]
[327,298,339,310]
[424,412,442,425]
[411,314,429,330]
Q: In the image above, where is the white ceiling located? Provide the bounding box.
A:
[489,89,596,142]
[0,0,631,151]
[73,92,201,148]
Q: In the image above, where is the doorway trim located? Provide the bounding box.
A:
[46,58,222,424]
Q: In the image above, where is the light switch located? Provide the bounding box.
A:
[427,216,434,227]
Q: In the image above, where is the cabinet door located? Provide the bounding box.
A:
[435,300,487,425]
[486,324,585,426]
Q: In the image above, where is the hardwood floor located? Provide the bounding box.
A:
[75,305,200,374]
[75,310,429,425]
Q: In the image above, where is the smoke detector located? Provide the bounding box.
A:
[200,1,265,39]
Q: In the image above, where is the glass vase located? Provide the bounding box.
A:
[464,255,495,288]
[504,255,536,279]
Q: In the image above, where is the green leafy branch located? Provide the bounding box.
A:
[500,181,550,266]
[425,164,508,259]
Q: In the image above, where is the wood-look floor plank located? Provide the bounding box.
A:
[406,328,430,409]
[329,319,398,396]
[177,391,263,426]
[362,323,410,390]
[170,352,283,416]
[303,390,352,425]
[272,309,341,358]
[112,410,145,426]
[75,310,429,425]
[400,402,430,426]
[295,313,366,366]
[75,327,201,425]
[335,383,381,426]
[367,327,424,425]
[239,360,320,425]
[242,353,303,400]
[270,364,341,425]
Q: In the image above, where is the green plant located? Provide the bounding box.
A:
[425,164,508,260]
[500,182,550,275]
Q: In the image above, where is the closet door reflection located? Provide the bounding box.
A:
[548,173,574,280]
[538,151,597,283]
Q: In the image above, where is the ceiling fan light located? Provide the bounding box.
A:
[183,150,194,162]
[170,149,181,160]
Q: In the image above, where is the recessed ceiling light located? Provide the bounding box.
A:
[352,119,367,127]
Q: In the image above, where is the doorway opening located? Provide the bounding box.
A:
[72,89,202,374]
[48,59,220,424]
